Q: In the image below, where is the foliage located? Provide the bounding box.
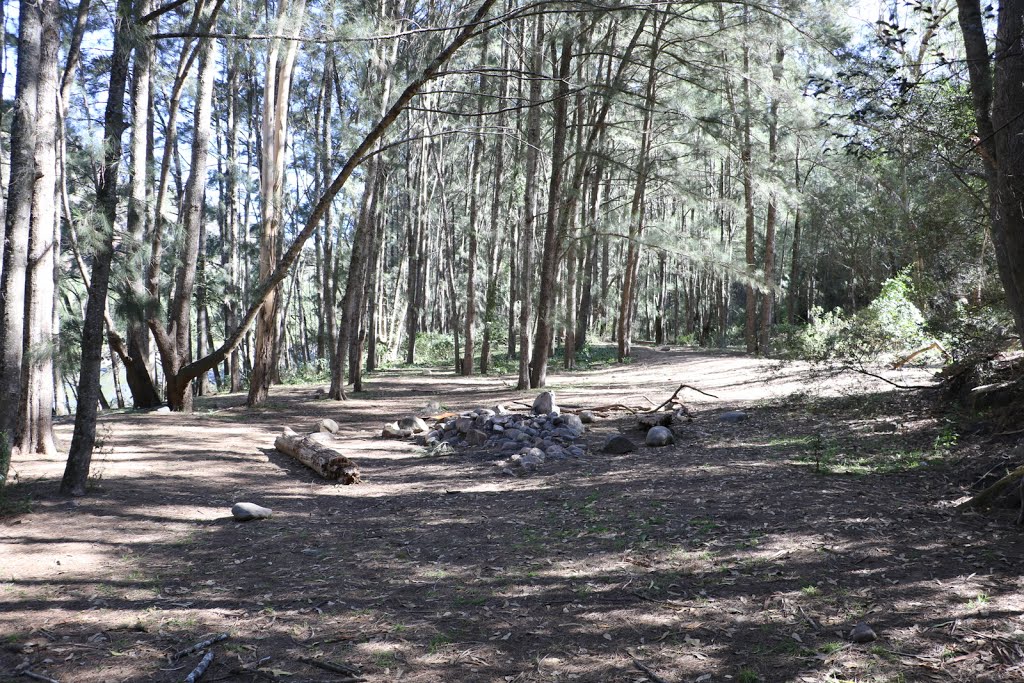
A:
[413,333,456,367]
[778,269,933,362]
[280,359,330,385]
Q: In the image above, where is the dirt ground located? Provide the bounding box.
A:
[3,346,1024,683]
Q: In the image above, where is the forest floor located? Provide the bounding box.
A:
[3,345,1024,683]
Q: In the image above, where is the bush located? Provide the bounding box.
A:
[414,332,456,366]
[779,269,935,363]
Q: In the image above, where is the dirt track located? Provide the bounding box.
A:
[3,347,1022,683]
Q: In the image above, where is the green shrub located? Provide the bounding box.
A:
[778,268,935,362]
[415,332,456,366]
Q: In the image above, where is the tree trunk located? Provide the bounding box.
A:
[0,0,42,459]
[956,0,1024,344]
[517,14,544,390]
[62,0,133,496]
[16,0,59,456]
[758,44,785,354]
[248,0,305,407]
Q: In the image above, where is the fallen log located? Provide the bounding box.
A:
[957,465,1024,512]
[274,428,361,484]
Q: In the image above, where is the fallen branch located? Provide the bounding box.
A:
[652,383,720,412]
[294,656,364,678]
[21,671,61,683]
[837,366,935,390]
[171,633,229,662]
[957,465,1024,511]
[891,341,951,369]
[629,657,670,683]
[184,651,215,683]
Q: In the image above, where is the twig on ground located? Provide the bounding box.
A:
[628,656,670,683]
[295,656,363,678]
[798,605,821,631]
[21,671,61,683]
[183,651,214,683]
[171,633,229,661]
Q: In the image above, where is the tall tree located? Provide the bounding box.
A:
[248,0,306,406]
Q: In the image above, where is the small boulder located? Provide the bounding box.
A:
[155,406,171,413]
[232,502,272,521]
[579,410,596,424]
[602,434,637,454]
[382,422,405,438]
[645,426,675,447]
[318,418,340,434]
[466,429,489,447]
[532,391,559,416]
[849,622,877,643]
[398,416,429,433]
[560,414,585,436]
[720,410,749,423]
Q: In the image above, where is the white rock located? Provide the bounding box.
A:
[232,502,272,521]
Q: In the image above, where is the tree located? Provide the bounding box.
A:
[955,0,1024,342]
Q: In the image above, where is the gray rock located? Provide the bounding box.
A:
[398,416,429,433]
[466,429,489,447]
[232,502,272,521]
[532,391,559,416]
[568,446,586,458]
[318,418,340,434]
[455,416,475,434]
[603,434,637,454]
[155,406,171,413]
[382,422,404,438]
[560,414,585,436]
[546,445,567,460]
[720,410,749,423]
[579,410,596,424]
[492,424,505,433]
[478,408,496,417]
[502,440,521,452]
[646,426,675,447]
[849,622,877,643]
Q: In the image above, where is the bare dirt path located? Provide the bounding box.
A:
[3,347,1022,683]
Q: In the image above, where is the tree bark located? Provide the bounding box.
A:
[62,0,133,496]
[248,0,305,406]
[274,427,360,483]
[0,0,42,459]
[956,0,1024,344]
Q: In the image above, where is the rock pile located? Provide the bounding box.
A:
[425,405,588,473]
[382,392,591,474]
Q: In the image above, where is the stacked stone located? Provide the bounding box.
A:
[422,392,588,472]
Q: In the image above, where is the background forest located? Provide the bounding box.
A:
[0,0,1021,495]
